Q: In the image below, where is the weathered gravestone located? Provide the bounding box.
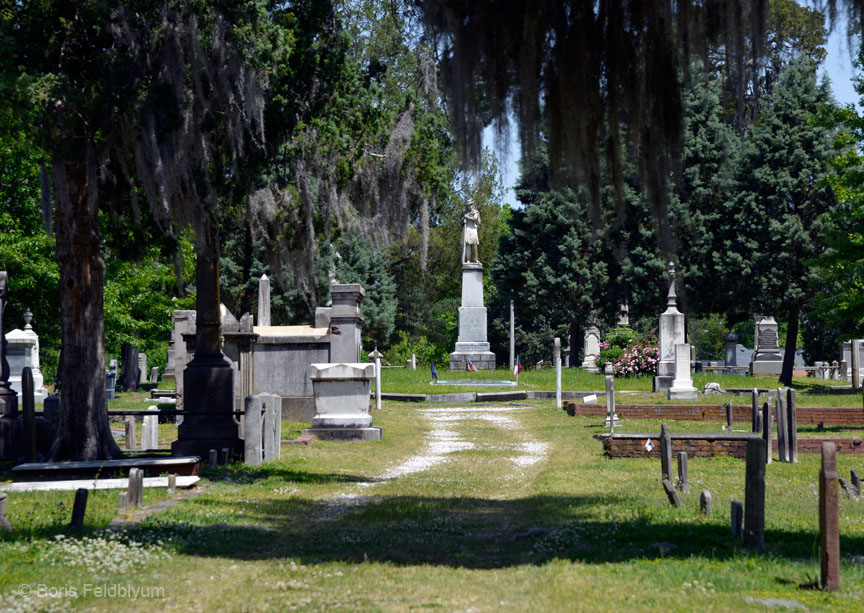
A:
[851,469,861,497]
[700,490,712,516]
[581,326,601,373]
[662,479,682,508]
[0,492,11,530]
[676,451,689,492]
[69,488,88,533]
[124,416,137,451]
[605,376,619,429]
[762,401,773,464]
[668,343,697,400]
[730,501,743,539]
[659,423,673,482]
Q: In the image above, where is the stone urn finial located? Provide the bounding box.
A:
[23,307,32,329]
[666,262,677,307]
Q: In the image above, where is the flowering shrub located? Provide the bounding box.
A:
[595,328,659,377]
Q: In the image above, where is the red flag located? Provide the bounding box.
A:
[466,357,478,372]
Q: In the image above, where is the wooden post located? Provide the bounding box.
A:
[762,401,772,464]
[659,423,673,482]
[787,388,798,463]
[69,488,88,532]
[22,367,36,462]
[743,437,766,550]
[820,441,840,591]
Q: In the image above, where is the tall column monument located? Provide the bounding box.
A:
[449,201,496,370]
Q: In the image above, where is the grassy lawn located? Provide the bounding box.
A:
[2,395,863,611]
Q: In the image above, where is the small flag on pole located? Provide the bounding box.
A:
[430,361,438,381]
[513,356,523,379]
[466,357,478,372]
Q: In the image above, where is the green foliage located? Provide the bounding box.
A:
[385,331,448,368]
[332,234,397,348]
[689,314,729,361]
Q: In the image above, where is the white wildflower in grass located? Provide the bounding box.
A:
[40,530,170,575]
[0,590,70,613]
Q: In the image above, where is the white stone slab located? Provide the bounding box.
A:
[1,476,199,492]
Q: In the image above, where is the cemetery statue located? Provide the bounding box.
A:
[461,200,481,264]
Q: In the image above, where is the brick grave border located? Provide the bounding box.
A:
[566,402,864,426]
[595,432,864,458]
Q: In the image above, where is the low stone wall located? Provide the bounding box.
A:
[595,432,864,458]
[567,402,864,426]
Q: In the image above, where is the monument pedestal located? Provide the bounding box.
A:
[450,263,496,371]
[654,263,685,392]
[302,363,382,442]
[668,344,698,400]
[171,355,243,457]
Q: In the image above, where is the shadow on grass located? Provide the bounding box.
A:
[115,494,864,571]
[790,380,858,396]
[203,462,372,485]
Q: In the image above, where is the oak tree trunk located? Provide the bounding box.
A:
[49,161,121,461]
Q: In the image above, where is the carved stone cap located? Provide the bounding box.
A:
[463,262,483,271]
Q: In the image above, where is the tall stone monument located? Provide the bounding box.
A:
[750,315,783,376]
[654,262,685,392]
[5,310,48,403]
[450,201,496,370]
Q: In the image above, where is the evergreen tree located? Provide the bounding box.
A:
[723,58,837,383]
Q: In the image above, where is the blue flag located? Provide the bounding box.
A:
[430,361,438,380]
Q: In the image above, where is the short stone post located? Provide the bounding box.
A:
[22,367,36,462]
[605,376,619,430]
[257,274,271,327]
[851,469,861,497]
[167,474,176,495]
[368,349,383,412]
[43,393,60,424]
[775,389,788,462]
[142,406,159,450]
[411,354,416,370]
[743,437,766,550]
[261,394,282,462]
[762,401,773,464]
[726,402,733,430]
[208,449,217,468]
[730,501,743,539]
[787,388,798,463]
[820,441,840,591]
[676,451,689,492]
[700,490,712,516]
[243,395,264,466]
[117,492,128,515]
[554,337,562,409]
[220,447,230,465]
[853,339,860,391]
[124,416,137,451]
[127,468,144,508]
[0,492,11,530]
[659,423,673,482]
[149,366,159,383]
[69,488,88,533]
[751,389,760,432]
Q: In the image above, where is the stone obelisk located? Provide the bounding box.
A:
[449,201,496,370]
[653,262,685,392]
